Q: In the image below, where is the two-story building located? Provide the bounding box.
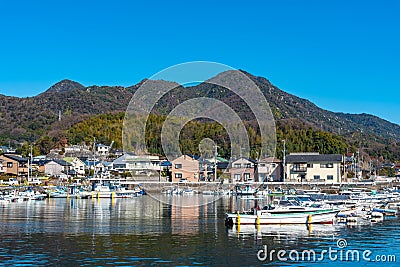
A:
[198,158,214,181]
[256,157,282,182]
[285,153,343,182]
[112,153,161,175]
[0,154,28,177]
[63,157,86,177]
[96,143,110,156]
[228,157,256,182]
[171,155,200,182]
[44,160,72,177]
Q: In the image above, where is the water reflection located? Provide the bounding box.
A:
[0,195,399,266]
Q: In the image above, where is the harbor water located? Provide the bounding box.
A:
[0,195,399,266]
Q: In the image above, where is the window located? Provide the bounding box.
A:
[175,164,182,169]
[234,173,241,181]
[7,162,13,168]
[244,173,250,181]
[327,175,334,180]
[271,163,276,168]
[245,163,252,168]
[307,163,313,168]
[314,175,320,180]
[175,173,182,178]
[234,163,241,168]
[320,163,334,168]
[259,163,266,167]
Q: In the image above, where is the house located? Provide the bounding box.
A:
[256,157,282,182]
[0,154,28,177]
[0,146,17,154]
[96,143,110,156]
[31,158,50,174]
[207,156,230,171]
[44,160,72,177]
[171,155,200,182]
[63,157,86,177]
[112,153,161,175]
[198,158,214,181]
[228,157,256,182]
[285,153,343,182]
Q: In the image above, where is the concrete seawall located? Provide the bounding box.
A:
[1,181,398,194]
[129,181,400,193]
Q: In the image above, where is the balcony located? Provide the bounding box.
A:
[291,167,307,173]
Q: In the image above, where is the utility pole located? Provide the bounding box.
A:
[214,145,218,182]
[282,140,286,183]
[159,161,161,183]
[357,150,360,179]
[30,145,33,179]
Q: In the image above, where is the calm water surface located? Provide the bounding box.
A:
[0,195,399,266]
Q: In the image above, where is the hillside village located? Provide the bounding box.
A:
[0,141,399,186]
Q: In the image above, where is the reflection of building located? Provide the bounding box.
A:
[170,196,207,235]
[256,157,282,182]
[285,153,343,182]
[171,155,199,182]
[228,157,256,182]
[0,154,28,176]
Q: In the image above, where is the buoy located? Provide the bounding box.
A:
[307,223,313,234]
[256,216,260,226]
[111,192,115,199]
[307,214,312,224]
[236,212,241,225]
[97,192,100,199]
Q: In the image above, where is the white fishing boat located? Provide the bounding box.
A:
[92,182,140,198]
[225,206,339,226]
[19,189,46,201]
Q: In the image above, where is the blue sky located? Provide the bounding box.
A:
[0,0,399,124]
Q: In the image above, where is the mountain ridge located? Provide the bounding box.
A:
[0,71,399,159]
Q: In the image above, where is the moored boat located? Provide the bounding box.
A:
[225,207,339,226]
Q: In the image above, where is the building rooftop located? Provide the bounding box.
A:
[2,154,28,163]
[47,159,72,166]
[286,153,343,163]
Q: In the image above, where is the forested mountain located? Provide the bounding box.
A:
[61,112,348,161]
[1,71,399,160]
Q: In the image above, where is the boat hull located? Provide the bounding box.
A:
[225,210,338,226]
